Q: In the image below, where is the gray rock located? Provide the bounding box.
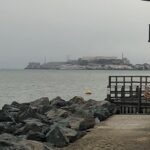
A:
[2,104,20,113]
[79,117,95,131]
[46,108,70,120]
[62,116,84,130]
[46,125,69,147]
[11,101,30,111]
[30,97,50,107]
[58,125,86,143]
[94,107,110,121]
[100,101,117,115]
[17,106,50,123]
[17,106,38,121]
[22,118,45,126]
[0,133,53,150]
[0,122,23,134]
[57,119,71,128]
[27,130,46,142]
[68,96,85,105]
[14,122,44,135]
[50,97,67,108]
[0,110,13,122]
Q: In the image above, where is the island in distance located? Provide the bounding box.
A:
[25,56,150,70]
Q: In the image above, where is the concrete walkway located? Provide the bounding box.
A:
[60,115,150,150]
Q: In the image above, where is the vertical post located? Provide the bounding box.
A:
[115,86,118,101]
[107,76,111,101]
[107,85,111,102]
[121,86,125,98]
[148,24,150,42]
[130,86,133,97]
[138,87,142,113]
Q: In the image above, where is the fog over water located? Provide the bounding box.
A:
[0,0,150,68]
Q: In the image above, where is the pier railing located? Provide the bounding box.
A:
[107,76,150,114]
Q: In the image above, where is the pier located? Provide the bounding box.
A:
[107,76,150,114]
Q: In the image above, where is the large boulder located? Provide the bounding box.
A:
[0,133,53,150]
[30,97,50,107]
[17,106,38,121]
[11,101,30,111]
[79,117,95,131]
[0,110,13,122]
[16,106,50,123]
[100,101,117,115]
[0,122,23,134]
[59,125,85,143]
[61,116,94,131]
[68,96,85,105]
[14,119,47,135]
[50,97,67,108]
[30,97,51,114]
[2,104,20,113]
[45,108,70,120]
[94,107,111,121]
[46,125,69,147]
[26,130,46,142]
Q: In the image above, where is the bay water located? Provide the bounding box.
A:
[0,69,149,108]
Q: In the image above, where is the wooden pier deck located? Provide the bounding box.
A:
[60,115,150,150]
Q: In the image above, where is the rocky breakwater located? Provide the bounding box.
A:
[0,96,116,150]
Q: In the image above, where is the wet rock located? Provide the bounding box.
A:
[0,122,23,134]
[46,125,69,147]
[14,121,44,135]
[11,101,30,111]
[2,105,20,121]
[17,106,40,121]
[0,133,53,150]
[37,105,52,115]
[58,125,85,143]
[46,108,70,120]
[57,119,71,128]
[68,96,85,105]
[62,116,84,130]
[22,118,46,127]
[79,117,95,131]
[100,101,117,115]
[30,97,50,107]
[50,96,67,108]
[82,99,98,109]
[2,104,20,113]
[94,107,110,121]
[0,110,13,122]
[0,133,27,150]
[73,107,93,118]
[29,97,52,115]
[27,130,46,142]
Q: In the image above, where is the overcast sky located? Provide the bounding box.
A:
[0,0,150,68]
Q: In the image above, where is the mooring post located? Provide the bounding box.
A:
[137,87,142,113]
[121,86,125,98]
[130,86,133,97]
[107,85,111,102]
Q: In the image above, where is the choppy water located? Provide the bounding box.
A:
[0,69,150,108]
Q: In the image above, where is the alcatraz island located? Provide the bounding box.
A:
[25,55,150,70]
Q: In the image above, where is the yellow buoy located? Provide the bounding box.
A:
[85,89,92,95]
